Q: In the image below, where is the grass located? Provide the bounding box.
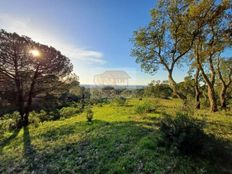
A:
[0,98,232,173]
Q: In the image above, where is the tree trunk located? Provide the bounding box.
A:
[168,73,178,97]
[195,88,200,109]
[24,89,34,126]
[22,65,39,127]
[168,72,186,100]
[196,52,217,112]
[195,93,201,109]
[220,86,227,109]
[208,85,218,112]
[23,112,29,126]
[15,80,25,127]
[194,68,200,109]
[217,57,231,109]
[13,52,26,127]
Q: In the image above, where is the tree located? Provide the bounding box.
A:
[0,30,73,126]
[177,76,195,98]
[102,86,116,99]
[132,0,199,100]
[217,57,232,108]
[189,0,231,112]
[187,61,203,109]
[194,67,201,109]
[144,82,172,99]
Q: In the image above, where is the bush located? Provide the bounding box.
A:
[86,108,94,122]
[46,110,61,121]
[180,99,195,116]
[159,112,206,155]
[113,96,127,106]
[134,101,156,116]
[59,106,81,118]
[29,110,47,122]
[201,97,210,108]
[90,97,109,105]
[144,83,172,99]
[0,112,21,133]
[29,113,41,127]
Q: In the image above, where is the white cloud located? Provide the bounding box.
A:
[0,13,105,64]
[56,43,105,64]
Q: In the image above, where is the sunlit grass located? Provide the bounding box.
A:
[0,98,231,173]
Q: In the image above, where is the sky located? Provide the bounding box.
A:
[0,0,231,85]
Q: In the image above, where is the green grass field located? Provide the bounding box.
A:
[0,98,232,174]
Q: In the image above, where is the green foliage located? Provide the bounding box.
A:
[28,113,41,127]
[201,97,210,108]
[177,76,195,98]
[86,108,94,122]
[0,30,74,126]
[144,83,172,99]
[29,109,62,122]
[29,110,47,122]
[1,98,232,173]
[160,112,206,155]
[90,97,109,105]
[59,106,81,118]
[113,96,127,106]
[133,88,144,98]
[180,99,196,116]
[0,112,21,133]
[134,101,156,116]
[101,86,116,99]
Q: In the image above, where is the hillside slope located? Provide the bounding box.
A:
[1,98,232,174]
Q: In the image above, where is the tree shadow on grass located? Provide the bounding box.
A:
[156,113,232,173]
[125,104,134,107]
[0,128,21,152]
[23,126,38,172]
[201,136,232,174]
[2,119,232,173]
[0,127,37,173]
[28,120,156,173]
[22,120,223,174]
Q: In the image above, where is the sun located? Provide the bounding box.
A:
[30,49,40,57]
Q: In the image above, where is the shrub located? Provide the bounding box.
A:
[46,110,61,121]
[97,103,103,107]
[29,110,47,122]
[0,112,21,132]
[135,104,147,116]
[201,97,210,108]
[59,106,81,118]
[180,99,195,116]
[159,112,206,155]
[90,97,109,105]
[113,96,127,106]
[144,83,172,99]
[86,108,94,122]
[134,101,156,116]
[29,109,62,122]
[29,113,41,127]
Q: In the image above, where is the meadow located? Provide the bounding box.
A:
[1,98,231,174]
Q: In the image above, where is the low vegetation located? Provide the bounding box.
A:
[86,108,94,122]
[160,112,206,155]
[1,98,232,173]
[134,100,157,116]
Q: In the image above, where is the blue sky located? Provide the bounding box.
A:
[0,0,231,85]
